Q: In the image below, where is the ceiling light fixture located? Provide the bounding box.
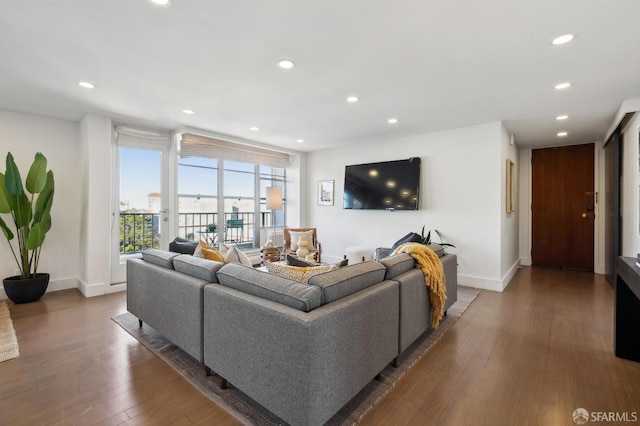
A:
[147,0,171,7]
[552,34,575,46]
[556,115,569,120]
[554,82,571,90]
[278,59,295,69]
[296,139,304,143]
[182,109,195,114]
[557,131,568,137]
[249,126,259,131]
[78,81,95,89]
[388,118,398,124]
[346,96,359,103]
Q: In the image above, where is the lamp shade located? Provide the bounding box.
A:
[266,186,283,210]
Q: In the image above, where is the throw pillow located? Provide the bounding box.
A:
[220,243,253,266]
[199,241,224,262]
[286,254,315,267]
[390,232,422,252]
[168,237,199,255]
[288,230,314,251]
[265,262,336,283]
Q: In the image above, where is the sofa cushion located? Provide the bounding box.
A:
[168,237,199,255]
[142,249,179,269]
[307,261,386,304]
[217,263,322,312]
[173,254,224,282]
[265,261,336,283]
[379,253,415,280]
[427,243,445,258]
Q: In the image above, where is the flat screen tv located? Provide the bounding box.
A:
[343,157,421,210]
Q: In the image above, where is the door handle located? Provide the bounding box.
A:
[581,213,587,218]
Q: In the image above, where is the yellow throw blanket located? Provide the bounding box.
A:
[392,242,447,328]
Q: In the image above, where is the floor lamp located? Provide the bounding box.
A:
[266,186,283,247]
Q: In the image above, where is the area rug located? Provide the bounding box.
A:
[0,301,20,363]
[112,286,480,425]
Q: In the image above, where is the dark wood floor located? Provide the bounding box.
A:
[1,266,639,425]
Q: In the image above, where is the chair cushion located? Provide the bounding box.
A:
[217,263,322,312]
[288,230,315,251]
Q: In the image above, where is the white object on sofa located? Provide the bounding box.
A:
[345,246,372,265]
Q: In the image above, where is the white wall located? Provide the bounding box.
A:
[0,110,81,299]
[621,113,640,257]
[78,114,114,297]
[500,126,520,289]
[306,122,513,291]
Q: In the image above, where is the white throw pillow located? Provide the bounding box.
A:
[289,230,314,251]
[220,243,253,266]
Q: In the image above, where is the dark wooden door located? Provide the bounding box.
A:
[532,143,595,271]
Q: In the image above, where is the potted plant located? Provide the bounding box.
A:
[0,152,55,303]
[420,226,456,248]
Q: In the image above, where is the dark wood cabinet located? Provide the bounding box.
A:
[615,257,640,363]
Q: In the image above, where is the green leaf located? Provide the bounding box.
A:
[33,171,54,224]
[0,174,10,213]
[4,153,24,197]
[26,222,45,250]
[0,216,14,241]
[25,152,47,194]
[40,211,52,233]
[14,193,32,227]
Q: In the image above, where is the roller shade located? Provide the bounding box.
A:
[180,133,290,168]
[115,124,171,151]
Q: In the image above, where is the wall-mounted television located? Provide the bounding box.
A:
[343,157,421,210]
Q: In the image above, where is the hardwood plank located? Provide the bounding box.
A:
[1,268,639,425]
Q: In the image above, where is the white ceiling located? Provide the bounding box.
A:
[1,0,640,152]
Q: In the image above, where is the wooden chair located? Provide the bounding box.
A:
[283,227,322,263]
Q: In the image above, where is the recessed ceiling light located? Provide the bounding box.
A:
[555,82,571,90]
[346,96,359,103]
[556,115,569,120]
[552,34,575,46]
[296,139,304,143]
[557,131,568,137]
[388,118,398,124]
[147,0,171,7]
[278,59,295,69]
[78,81,95,89]
[249,126,259,131]
[182,109,195,114]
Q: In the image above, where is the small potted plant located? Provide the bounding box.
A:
[0,152,55,303]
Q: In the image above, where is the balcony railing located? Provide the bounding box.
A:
[119,211,273,254]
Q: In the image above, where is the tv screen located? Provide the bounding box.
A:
[343,158,421,210]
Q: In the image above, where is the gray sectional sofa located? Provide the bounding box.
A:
[126,248,457,426]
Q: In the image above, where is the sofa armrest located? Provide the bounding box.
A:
[127,258,210,362]
[203,280,399,426]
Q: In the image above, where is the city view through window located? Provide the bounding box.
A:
[118,148,285,254]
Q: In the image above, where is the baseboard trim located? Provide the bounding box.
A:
[501,260,521,291]
[77,279,107,298]
[458,274,504,292]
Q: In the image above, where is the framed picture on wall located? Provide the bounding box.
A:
[506,160,515,213]
[318,180,334,206]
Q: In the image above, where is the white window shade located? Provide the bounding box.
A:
[115,124,171,150]
[180,133,290,168]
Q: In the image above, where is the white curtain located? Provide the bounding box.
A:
[115,124,171,150]
[180,133,290,168]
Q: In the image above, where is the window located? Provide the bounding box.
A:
[178,155,287,249]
